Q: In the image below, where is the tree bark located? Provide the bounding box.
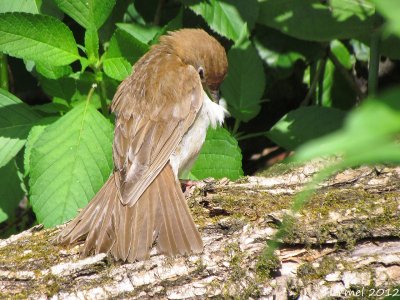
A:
[1,163,400,299]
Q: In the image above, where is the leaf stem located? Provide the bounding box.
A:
[368,28,381,97]
[328,51,364,101]
[86,83,97,103]
[0,53,9,91]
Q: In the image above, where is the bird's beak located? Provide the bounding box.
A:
[210,90,221,103]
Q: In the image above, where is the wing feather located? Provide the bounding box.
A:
[111,53,203,206]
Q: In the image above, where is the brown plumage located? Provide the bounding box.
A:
[56,29,228,262]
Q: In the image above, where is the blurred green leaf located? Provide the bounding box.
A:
[30,102,114,227]
[295,88,400,163]
[0,0,39,13]
[372,0,400,37]
[190,127,243,180]
[258,0,375,41]
[183,0,259,41]
[350,39,370,61]
[330,40,354,69]
[221,38,265,122]
[0,89,41,169]
[254,26,324,78]
[0,159,24,223]
[267,106,347,151]
[53,0,115,29]
[0,13,79,66]
[103,28,148,81]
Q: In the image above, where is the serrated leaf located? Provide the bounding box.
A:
[0,159,24,223]
[183,0,259,41]
[103,29,148,81]
[0,12,80,66]
[24,117,58,177]
[0,0,40,13]
[35,62,72,79]
[54,0,115,29]
[267,106,347,151]
[221,41,265,122]
[0,89,41,168]
[85,27,99,64]
[190,127,243,180]
[30,102,114,227]
[258,0,375,41]
[103,57,132,81]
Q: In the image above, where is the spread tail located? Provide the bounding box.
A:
[55,164,203,262]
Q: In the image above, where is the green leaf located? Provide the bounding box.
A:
[330,40,354,69]
[116,23,160,44]
[0,12,79,66]
[35,62,73,79]
[38,75,76,101]
[103,29,148,81]
[190,127,243,180]
[258,0,375,41]
[294,88,400,163]
[0,159,24,223]
[350,39,370,61]
[24,117,58,177]
[183,0,259,41]
[221,40,265,122]
[30,102,114,227]
[103,58,132,81]
[310,41,356,109]
[0,0,40,13]
[85,27,99,64]
[267,106,347,151]
[0,89,40,168]
[53,0,115,29]
[254,26,324,78]
[0,208,6,223]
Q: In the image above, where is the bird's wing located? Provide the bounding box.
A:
[111,62,203,206]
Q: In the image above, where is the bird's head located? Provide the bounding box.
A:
[159,29,228,102]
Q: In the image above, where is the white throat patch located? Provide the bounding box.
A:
[169,92,229,177]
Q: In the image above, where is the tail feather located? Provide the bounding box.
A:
[56,163,203,262]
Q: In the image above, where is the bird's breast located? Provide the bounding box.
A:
[169,92,228,178]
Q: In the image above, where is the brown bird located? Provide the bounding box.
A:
[56,29,228,262]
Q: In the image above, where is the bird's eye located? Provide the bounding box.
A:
[198,67,205,80]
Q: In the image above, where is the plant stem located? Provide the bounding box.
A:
[154,0,165,25]
[97,79,109,116]
[301,57,327,106]
[237,131,266,141]
[368,29,381,97]
[232,119,241,135]
[0,53,9,91]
